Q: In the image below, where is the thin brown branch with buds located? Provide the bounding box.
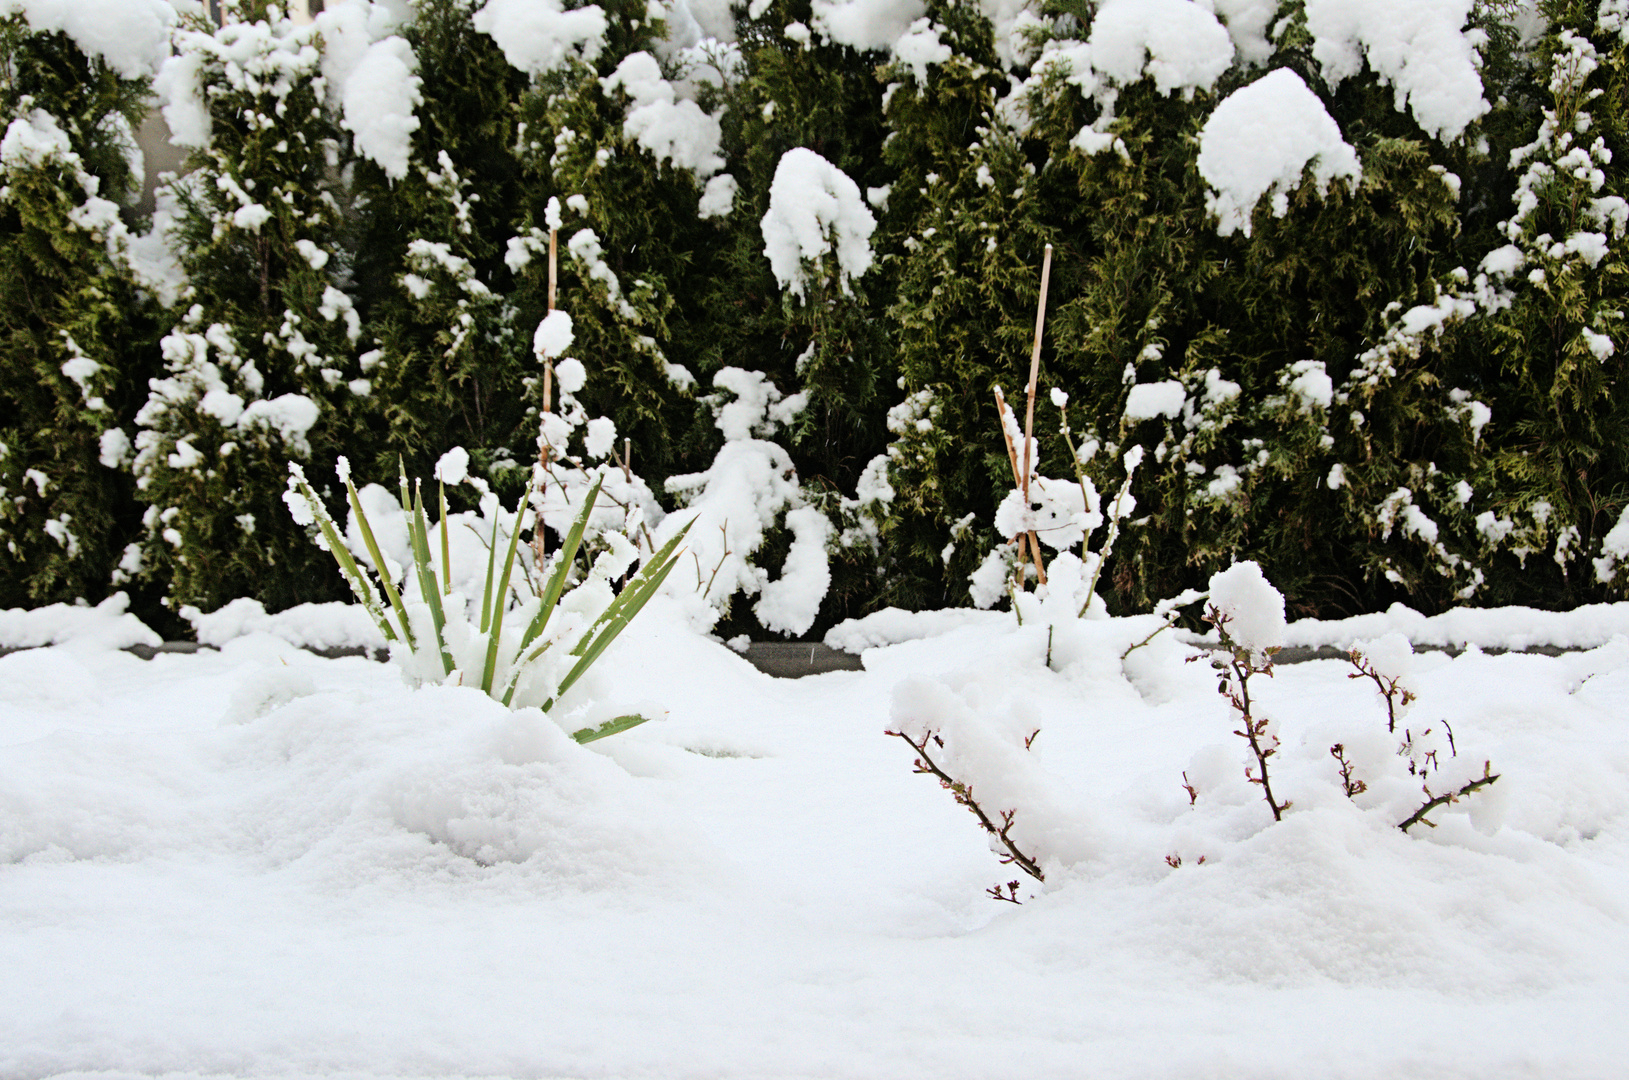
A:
[1330,743,1367,798]
[1347,649,1416,733]
[1204,604,1289,821]
[1398,761,1500,831]
[886,728,1046,885]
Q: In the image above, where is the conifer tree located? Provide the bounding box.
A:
[0,8,163,606]
[132,0,370,612]
[346,0,532,490]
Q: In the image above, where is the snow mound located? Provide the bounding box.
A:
[1284,601,1629,652]
[0,593,159,652]
[1208,560,1287,657]
[1198,68,1361,237]
[183,598,387,652]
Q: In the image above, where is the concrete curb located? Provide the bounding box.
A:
[0,638,1589,677]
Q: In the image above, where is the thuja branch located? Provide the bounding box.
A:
[887,729,1045,883]
[1398,762,1500,832]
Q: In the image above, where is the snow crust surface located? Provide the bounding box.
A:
[4,597,1629,1079]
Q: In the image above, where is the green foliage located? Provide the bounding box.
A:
[0,16,157,606]
[286,458,691,735]
[131,1,367,612]
[347,0,533,488]
[11,0,1629,629]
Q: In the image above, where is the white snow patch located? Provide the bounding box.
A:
[1198,68,1361,237]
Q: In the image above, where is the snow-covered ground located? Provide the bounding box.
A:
[4,596,1628,1079]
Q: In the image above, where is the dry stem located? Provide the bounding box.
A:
[992,386,1047,586]
[1021,243,1054,510]
[887,728,1045,883]
[1398,762,1499,831]
[1347,649,1416,733]
[1207,605,1288,821]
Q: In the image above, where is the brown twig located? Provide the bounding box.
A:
[1207,605,1288,821]
[1347,649,1416,733]
[1398,762,1499,831]
[1330,743,1367,798]
[886,729,1045,883]
[1181,770,1199,807]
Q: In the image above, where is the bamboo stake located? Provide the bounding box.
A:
[993,386,1047,586]
[532,226,561,573]
[1021,243,1053,504]
[547,227,558,312]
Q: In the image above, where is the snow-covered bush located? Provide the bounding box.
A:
[0,3,168,606]
[284,451,690,740]
[655,367,833,635]
[133,1,372,612]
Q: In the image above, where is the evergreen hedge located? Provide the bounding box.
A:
[4,0,1628,631]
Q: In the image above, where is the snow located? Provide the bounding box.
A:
[658,368,827,634]
[0,593,159,652]
[532,309,574,360]
[339,36,423,181]
[0,0,173,80]
[1087,0,1234,97]
[1208,559,1287,657]
[473,0,608,75]
[1304,0,1489,141]
[0,110,73,172]
[600,51,725,178]
[1198,68,1362,238]
[760,147,877,301]
[236,394,321,457]
[1273,600,1629,653]
[1124,379,1186,420]
[183,597,385,651]
[5,596,1629,1077]
[892,17,952,85]
[809,0,925,52]
[697,172,738,218]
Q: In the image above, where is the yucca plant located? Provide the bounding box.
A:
[283,457,690,742]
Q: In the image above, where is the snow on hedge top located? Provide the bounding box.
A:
[474,0,607,75]
[809,0,925,52]
[600,52,724,178]
[760,148,876,302]
[316,3,423,181]
[337,35,422,181]
[1087,0,1234,96]
[1305,0,1489,141]
[1198,68,1361,237]
[0,0,173,79]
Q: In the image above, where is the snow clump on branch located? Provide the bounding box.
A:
[1198,68,1361,238]
[760,148,876,302]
